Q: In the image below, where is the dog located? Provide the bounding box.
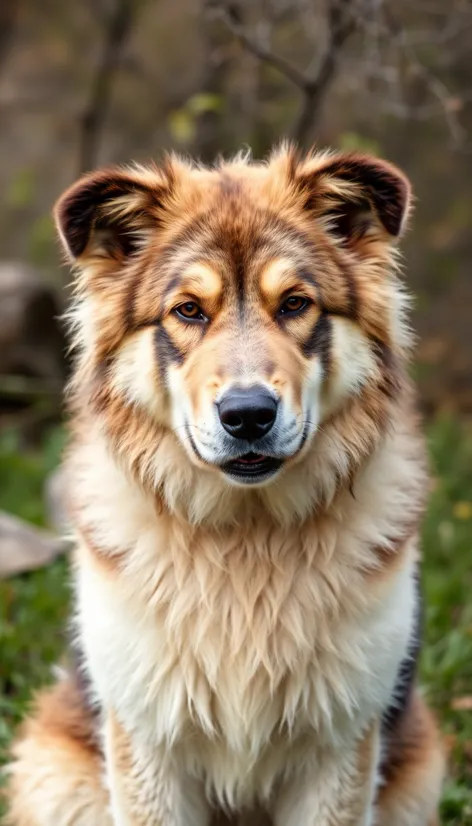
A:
[7,145,445,825]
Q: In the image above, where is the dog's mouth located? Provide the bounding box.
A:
[221,452,283,482]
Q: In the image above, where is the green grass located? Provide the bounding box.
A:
[422,419,472,823]
[0,427,70,804]
[0,418,472,822]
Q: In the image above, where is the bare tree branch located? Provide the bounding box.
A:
[78,0,135,174]
[293,0,358,146]
[216,3,309,91]
[217,0,359,148]
[0,0,18,74]
[192,0,237,161]
[383,6,467,148]
[214,0,471,152]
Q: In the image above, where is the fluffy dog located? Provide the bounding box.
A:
[7,145,445,825]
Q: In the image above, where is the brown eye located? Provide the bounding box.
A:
[278,296,309,317]
[175,302,207,322]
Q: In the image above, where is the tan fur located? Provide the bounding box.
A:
[377,694,446,826]
[7,145,444,825]
[5,680,110,826]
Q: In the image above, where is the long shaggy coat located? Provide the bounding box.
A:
[7,145,444,826]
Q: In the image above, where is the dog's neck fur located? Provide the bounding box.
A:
[69,379,424,548]
[70,384,424,778]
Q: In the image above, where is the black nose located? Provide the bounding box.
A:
[218,386,278,441]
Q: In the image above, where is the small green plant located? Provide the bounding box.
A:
[168,93,223,145]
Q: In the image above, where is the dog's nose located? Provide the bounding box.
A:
[218,386,278,441]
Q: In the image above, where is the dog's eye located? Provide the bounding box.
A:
[278,296,309,317]
[174,302,207,322]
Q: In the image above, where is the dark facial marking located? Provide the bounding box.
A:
[333,251,358,319]
[302,313,332,373]
[154,324,184,381]
[156,206,319,295]
[161,273,183,311]
[89,357,114,414]
[263,213,319,262]
[152,205,322,334]
[344,269,358,319]
[124,274,139,329]
[371,337,400,400]
[297,268,319,294]
[232,236,247,309]
[157,215,214,267]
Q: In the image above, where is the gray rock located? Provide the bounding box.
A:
[0,261,67,384]
[0,510,69,578]
[44,464,70,535]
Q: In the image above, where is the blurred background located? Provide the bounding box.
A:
[0,0,471,821]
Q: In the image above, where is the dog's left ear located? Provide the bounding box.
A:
[295,152,412,250]
[54,164,174,269]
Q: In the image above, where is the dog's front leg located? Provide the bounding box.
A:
[104,712,211,826]
[271,723,380,826]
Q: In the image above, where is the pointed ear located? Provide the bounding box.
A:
[295,151,412,248]
[54,164,173,263]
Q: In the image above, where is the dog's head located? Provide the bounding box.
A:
[57,146,411,511]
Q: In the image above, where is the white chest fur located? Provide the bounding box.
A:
[76,535,415,808]
[72,432,419,809]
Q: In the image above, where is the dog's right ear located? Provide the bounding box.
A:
[54,164,174,266]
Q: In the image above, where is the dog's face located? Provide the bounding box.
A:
[57,147,411,491]
[148,251,322,485]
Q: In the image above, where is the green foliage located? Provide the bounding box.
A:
[6,168,37,210]
[28,215,57,268]
[168,93,223,145]
[0,418,471,821]
[0,428,66,526]
[422,418,472,825]
[338,132,382,156]
[0,559,70,762]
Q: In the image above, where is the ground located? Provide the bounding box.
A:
[0,418,471,823]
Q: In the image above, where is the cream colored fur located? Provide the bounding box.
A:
[68,405,422,822]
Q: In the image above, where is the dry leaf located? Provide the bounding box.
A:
[0,510,69,578]
[451,696,472,712]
